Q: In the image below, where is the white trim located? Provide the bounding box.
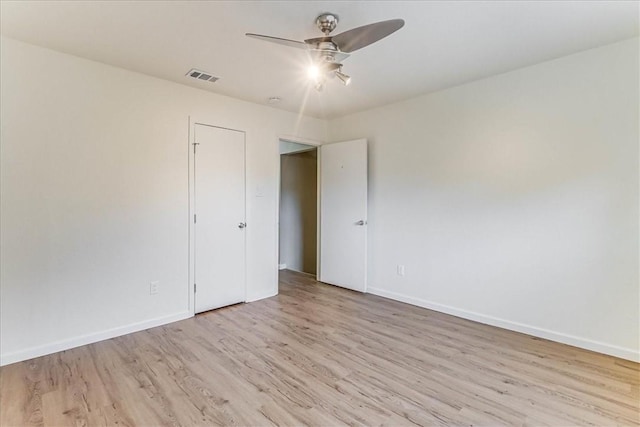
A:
[278,134,323,147]
[0,311,192,367]
[283,268,316,277]
[316,145,322,281]
[368,287,640,363]
[188,116,195,315]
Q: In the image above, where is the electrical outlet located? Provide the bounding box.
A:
[397,265,405,277]
[150,281,159,295]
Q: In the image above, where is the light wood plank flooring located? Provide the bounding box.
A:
[1,270,638,426]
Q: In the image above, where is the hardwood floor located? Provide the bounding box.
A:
[1,269,638,426]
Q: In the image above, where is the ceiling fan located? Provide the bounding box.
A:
[246,13,404,91]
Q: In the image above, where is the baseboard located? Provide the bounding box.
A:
[278,263,287,270]
[368,287,640,363]
[282,268,316,277]
[0,310,192,367]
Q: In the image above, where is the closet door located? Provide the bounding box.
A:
[194,124,246,313]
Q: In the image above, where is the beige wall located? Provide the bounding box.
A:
[279,150,317,274]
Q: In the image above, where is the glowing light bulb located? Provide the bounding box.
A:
[308,64,321,80]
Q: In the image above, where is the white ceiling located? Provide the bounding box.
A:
[1,1,638,119]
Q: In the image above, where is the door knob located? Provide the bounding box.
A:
[238,222,247,229]
[355,220,367,226]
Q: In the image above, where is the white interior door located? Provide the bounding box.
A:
[194,124,246,313]
[319,139,367,292]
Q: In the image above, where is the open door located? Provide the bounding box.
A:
[319,139,367,292]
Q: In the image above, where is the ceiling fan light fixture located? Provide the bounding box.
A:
[308,61,344,90]
[336,70,351,86]
[308,64,321,80]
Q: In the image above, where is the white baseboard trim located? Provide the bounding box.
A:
[283,268,316,277]
[0,310,193,367]
[278,263,287,270]
[368,287,640,363]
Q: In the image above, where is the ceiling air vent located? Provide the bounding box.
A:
[186,68,219,83]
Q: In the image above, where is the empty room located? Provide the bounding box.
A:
[0,1,638,426]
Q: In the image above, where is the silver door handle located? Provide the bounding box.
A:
[356,220,367,226]
[238,222,246,229]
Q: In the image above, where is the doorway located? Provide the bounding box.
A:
[278,140,318,278]
[277,138,368,293]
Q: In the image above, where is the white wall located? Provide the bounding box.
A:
[279,150,317,274]
[0,37,327,365]
[329,38,639,361]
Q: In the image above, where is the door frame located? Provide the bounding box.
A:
[189,116,247,315]
[276,135,323,282]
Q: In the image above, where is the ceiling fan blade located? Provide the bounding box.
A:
[332,19,405,53]
[246,33,308,49]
